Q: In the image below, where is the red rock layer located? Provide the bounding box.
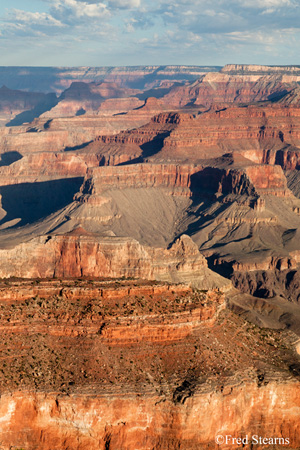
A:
[0,382,299,450]
[89,105,300,165]
[0,277,297,450]
[8,235,206,279]
[244,165,292,197]
[77,164,200,199]
[0,279,190,303]
[161,72,295,108]
[0,234,229,290]
[163,106,300,151]
[0,152,99,185]
[77,163,291,204]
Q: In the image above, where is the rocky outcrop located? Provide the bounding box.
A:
[0,381,299,450]
[244,165,292,197]
[0,86,58,127]
[221,64,300,76]
[42,82,141,118]
[77,163,292,203]
[161,73,296,108]
[0,152,98,185]
[89,105,300,164]
[0,233,230,290]
[0,278,298,450]
[77,164,200,199]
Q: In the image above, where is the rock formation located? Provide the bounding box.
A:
[1,64,300,449]
[221,64,300,76]
[160,72,297,108]
[0,279,298,449]
[0,86,58,127]
[0,65,221,93]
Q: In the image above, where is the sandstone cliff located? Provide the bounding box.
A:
[0,233,230,291]
[0,279,298,449]
[221,64,300,76]
[161,73,297,108]
[1,66,300,450]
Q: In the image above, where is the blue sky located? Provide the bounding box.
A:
[0,0,299,66]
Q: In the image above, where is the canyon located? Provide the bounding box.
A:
[0,64,300,449]
[0,279,300,449]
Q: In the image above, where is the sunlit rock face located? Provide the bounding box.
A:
[0,279,298,450]
[0,64,300,450]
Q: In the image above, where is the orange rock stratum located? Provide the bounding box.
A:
[1,66,300,449]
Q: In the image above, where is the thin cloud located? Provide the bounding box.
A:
[107,0,141,8]
[8,10,63,27]
[72,0,141,9]
[0,0,300,65]
[1,0,112,39]
[236,0,293,8]
[1,9,65,37]
[51,0,110,23]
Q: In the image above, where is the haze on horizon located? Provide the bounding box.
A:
[0,0,299,67]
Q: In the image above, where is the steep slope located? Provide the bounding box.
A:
[82,105,300,165]
[0,97,300,321]
[0,86,58,127]
[42,81,141,118]
[0,279,299,449]
[1,66,300,450]
[161,72,296,108]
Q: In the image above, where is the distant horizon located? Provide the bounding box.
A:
[0,63,299,69]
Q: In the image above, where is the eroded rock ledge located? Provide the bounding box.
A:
[0,279,298,449]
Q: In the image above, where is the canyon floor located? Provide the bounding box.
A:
[1,64,300,449]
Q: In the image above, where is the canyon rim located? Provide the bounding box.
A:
[0,63,299,449]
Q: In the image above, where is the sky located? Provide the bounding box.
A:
[0,0,299,67]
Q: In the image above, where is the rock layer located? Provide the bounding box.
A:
[0,279,297,450]
[0,234,229,290]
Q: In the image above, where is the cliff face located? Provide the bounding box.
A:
[1,66,300,449]
[42,81,141,118]
[0,278,298,450]
[0,86,58,127]
[0,152,97,185]
[221,64,300,76]
[77,163,291,200]
[163,106,300,154]
[161,73,297,108]
[86,105,300,165]
[0,233,229,291]
[1,382,299,450]
[78,164,199,197]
